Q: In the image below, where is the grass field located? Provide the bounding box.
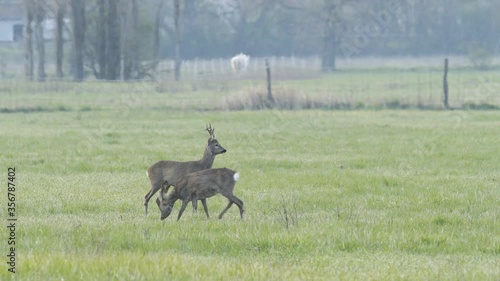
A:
[0,72,499,280]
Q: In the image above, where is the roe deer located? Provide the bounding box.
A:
[156,168,244,221]
[144,124,226,214]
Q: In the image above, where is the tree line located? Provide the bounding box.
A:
[22,0,499,82]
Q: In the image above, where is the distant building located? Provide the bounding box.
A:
[0,1,63,43]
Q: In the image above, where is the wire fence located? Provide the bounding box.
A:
[158,56,322,80]
[0,56,499,111]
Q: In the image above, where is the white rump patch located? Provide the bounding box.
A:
[233,172,240,182]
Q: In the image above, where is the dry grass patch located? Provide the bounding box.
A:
[223,87,362,110]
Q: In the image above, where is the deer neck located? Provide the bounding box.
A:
[199,146,215,169]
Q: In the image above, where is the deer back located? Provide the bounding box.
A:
[147,160,203,184]
[175,168,238,201]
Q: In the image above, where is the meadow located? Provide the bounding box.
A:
[0,69,499,280]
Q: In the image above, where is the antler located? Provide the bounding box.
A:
[205,124,216,140]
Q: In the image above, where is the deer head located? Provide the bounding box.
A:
[205,124,226,155]
[156,187,177,220]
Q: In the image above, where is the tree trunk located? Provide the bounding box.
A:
[153,0,164,74]
[120,4,127,80]
[413,0,426,56]
[233,16,247,53]
[24,0,34,81]
[174,0,182,81]
[71,0,85,81]
[34,0,46,82]
[130,0,138,79]
[105,0,120,80]
[440,0,452,55]
[55,2,65,79]
[122,0,138,80]
[321,1,337,72]
[97,0,107,79]
[229,0,245,53]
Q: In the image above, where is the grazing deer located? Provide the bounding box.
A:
[156,168,244,221]
[144,124,226,214]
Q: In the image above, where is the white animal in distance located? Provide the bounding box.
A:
[231,53,250,73]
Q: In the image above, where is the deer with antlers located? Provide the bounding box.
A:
[143,124,226,215]
[156,167,244,221]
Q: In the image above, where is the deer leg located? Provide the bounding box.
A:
[219,194,244,220]
[231,196,245,220]
[201,198,210,219]
[218,201,233,220]
[177,200,189,221]
[144,181,169,215]
[192,199,198,213]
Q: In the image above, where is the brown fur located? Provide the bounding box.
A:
[143,125,226,214]
[157,168,244,221]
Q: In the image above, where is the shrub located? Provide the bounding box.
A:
[223,87,363,111]
[462,101,499,110]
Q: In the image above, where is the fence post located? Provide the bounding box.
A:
[265,58,274,104]
[443,58,449,109]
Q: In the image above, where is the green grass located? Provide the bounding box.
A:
[0,75,499,280]
[1,68,499,111]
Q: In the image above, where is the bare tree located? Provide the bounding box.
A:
[71,0,85,81]
[153,0,165,74]
[413,0,427,56]
[34,0,46,81]
[321,0,339,72]
[121,0,139,80]
[24,0,34,81]
[130,0,139,78]
[105,0,120,80]
[211,0,280,52]
[90,0,143,80]
[96,0,107,79]
[173,0,182,81]
[55,0,66,79]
